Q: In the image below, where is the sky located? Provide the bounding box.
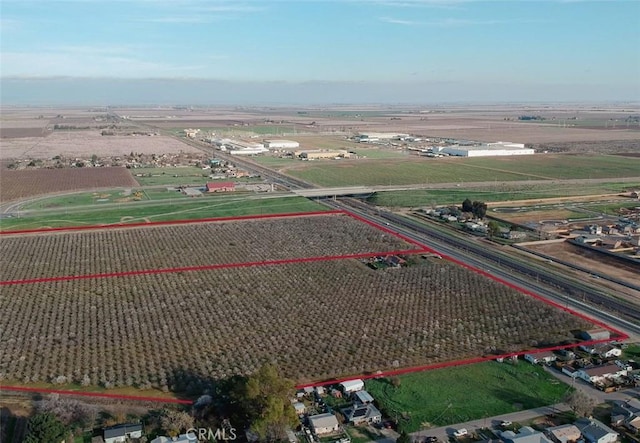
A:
[1,0,639,105]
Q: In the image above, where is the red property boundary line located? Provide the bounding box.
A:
[0,210,431,286]
[0,248,428,286]
[295,336,625,390]
[0,385,192,405]
[0,210,341,236]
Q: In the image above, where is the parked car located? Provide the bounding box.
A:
[424,437,438,443]
[500,421,512,428]
[453,429,468,438]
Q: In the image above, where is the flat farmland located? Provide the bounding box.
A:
[0,168,139,203]
[275,154,640,187]
[0,214,417,282]
[0,131,201,160]
[0,257,594,389]
[0,195,326,231]
[369,182,638,208]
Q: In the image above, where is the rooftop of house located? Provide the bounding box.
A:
[575,418,618,441]
[581,364,622,377]
[309,413,339,430]
[501,426,554,443]
[103,423,143,439]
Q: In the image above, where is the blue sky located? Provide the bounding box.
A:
[1,0,639,104]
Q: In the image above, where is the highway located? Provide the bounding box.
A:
[322,198,640,339]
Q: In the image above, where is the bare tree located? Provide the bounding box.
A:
[564,390,598,417]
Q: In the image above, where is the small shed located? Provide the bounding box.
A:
[353,390,374,404]
[339,379,364,393]
[580,328,611,341]
[293,402,306,415]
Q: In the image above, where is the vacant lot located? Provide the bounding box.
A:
[274,154,640,187]
[524,241,640,291]
[132,167,210,186]
[369,182,638,208]
[366,361,569,431]
[0,131,201,160]
[0,213,416,282]
[0,256,593,389]
[0,168,139,203]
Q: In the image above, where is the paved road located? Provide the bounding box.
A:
[408,403,570,442]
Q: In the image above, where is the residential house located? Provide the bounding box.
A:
[576,364,627,385]
[596,345,622,359]
[206,181,235,192]
[575,418,619,443]
[103,423,143,443]
[501,426,554,443]
[524,351,557,365]
[151,433,197,443]
[342,404,382,426]
[309,413,340,435]
[580,344,622,358]
[625,415,640,434]
[545,424,581,443]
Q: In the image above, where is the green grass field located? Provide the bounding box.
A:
[366,361,570,432]
[368,182,639,208]
[0,196,327,231]
[132,167,210,186]
[20,189,149,210]
[273,155,640,187]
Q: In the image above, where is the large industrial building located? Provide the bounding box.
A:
[435,141,534,157]
[297,149,351,160]
[263,139,300,149]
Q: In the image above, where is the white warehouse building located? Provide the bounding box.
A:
[263,139,300,149]
[439,141,534,157]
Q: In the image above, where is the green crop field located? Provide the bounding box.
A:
[366,361,570,432]
[271,155,640,187]
[0,196,327,231]
[368,182,640,208]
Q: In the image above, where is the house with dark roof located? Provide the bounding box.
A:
[575,418,619,443]
[500,426,554,443]
[342,403,382,426]
[103,423,143,443]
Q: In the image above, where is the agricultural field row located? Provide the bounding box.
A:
[263,154,640,187]
[0,258,594,390]
[0,168,140,203]
[0,214,416,282]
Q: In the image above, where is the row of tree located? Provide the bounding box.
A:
[461,198,487,219]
